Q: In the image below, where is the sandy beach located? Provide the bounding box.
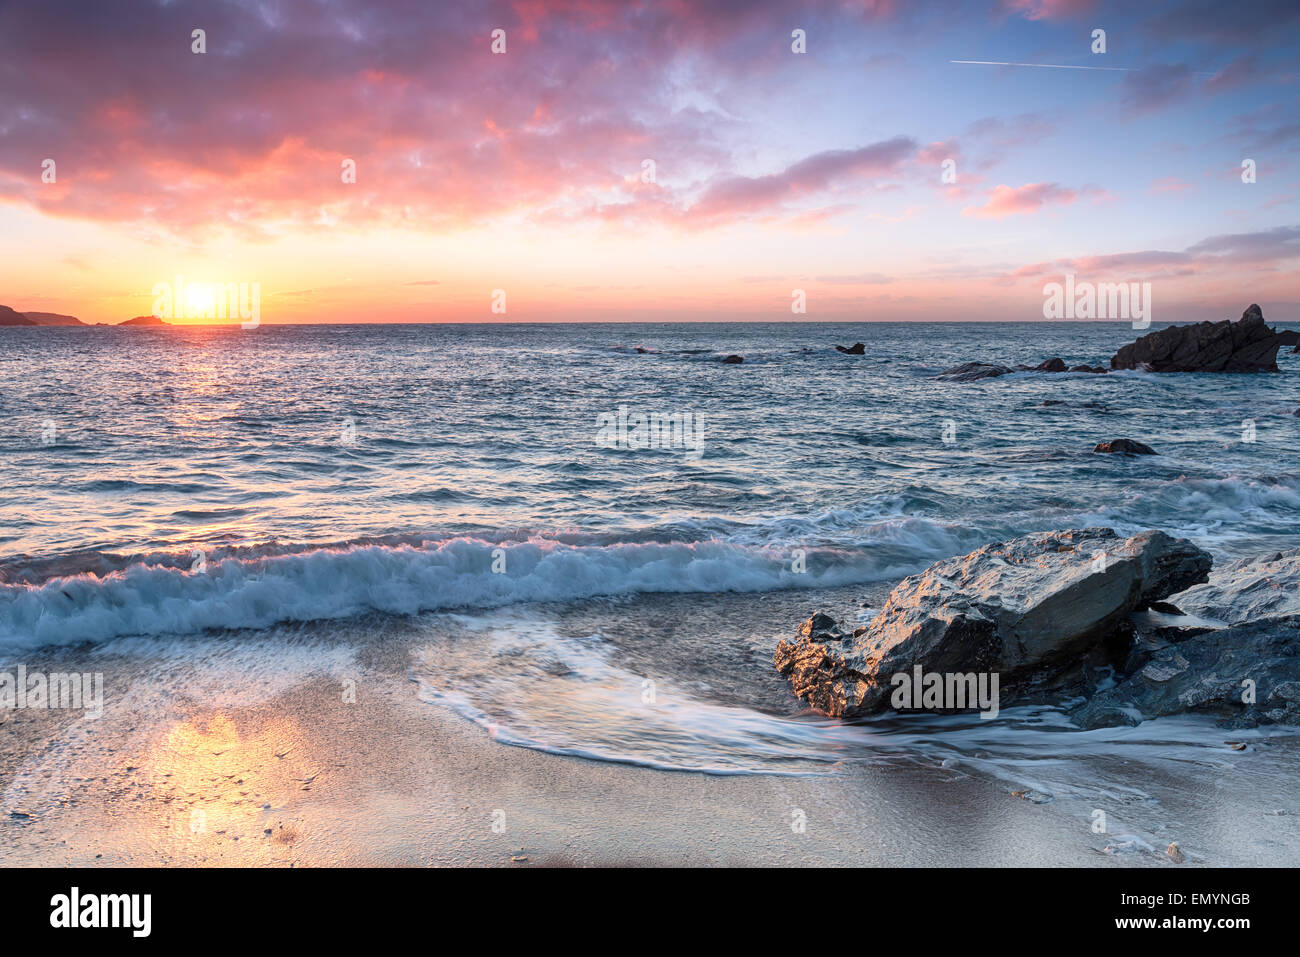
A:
[4,585,1298,868]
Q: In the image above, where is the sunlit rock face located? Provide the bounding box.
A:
[774,529,1211,718]
[1110,304,1300,373]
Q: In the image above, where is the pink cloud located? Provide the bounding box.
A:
[539,136,918,230]
[961,182,1078,219]
[684,137,917,223]
[1205,55,1266,93]
[0,0,906,239]
[1004,262,1060,279]
[1000,0,1096,21]
[918,139,959,167]
[995,227,1300,287]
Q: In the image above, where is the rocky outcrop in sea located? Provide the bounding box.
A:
[935,304,1298,379]
[1110,304,1300,372]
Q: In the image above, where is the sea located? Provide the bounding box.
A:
[2,321,1299,820]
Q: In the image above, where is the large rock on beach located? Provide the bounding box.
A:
[1070,615,1300,729]
[774,528,1211,717]
[1165,548,1300,625]
[1070,547,1300,728]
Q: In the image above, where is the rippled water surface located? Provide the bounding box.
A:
[5,321,1298,575]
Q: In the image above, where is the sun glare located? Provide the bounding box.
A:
[184,284,217,319]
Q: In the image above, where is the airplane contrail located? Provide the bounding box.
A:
[951,59,1134,72]
[950,59,1216,77]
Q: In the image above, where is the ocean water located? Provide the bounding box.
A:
[2,322,1299,815]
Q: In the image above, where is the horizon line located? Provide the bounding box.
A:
[8,318,1295,327]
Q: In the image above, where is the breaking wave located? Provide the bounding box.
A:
[0,530,955,650]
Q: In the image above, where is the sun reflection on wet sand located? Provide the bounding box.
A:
[143,712,315,861]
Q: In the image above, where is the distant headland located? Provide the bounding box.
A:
[0,304,170,327]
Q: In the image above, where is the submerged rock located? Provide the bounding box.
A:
[1040,399,1108,410]
[774,528,1211,717]
[720,354,744,364]
[1093,439,1157,455]
[1012,789,1054,804]
[1110,304,1300,372]
[835,342,866,355]
[1104,835,1155,855]
[936,361,1014,381]
[939,358,1109,380]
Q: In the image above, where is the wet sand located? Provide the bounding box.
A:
[3,619,1297,867]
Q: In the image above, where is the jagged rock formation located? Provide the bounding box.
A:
[1110,304,1300,372]
[1163,549,1300,626]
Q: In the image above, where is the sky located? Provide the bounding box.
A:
[0,0,1298,324]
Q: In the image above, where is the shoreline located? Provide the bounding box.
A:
[0,658,1125,867]
[3,584,1298,867]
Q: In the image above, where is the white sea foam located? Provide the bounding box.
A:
[409,609,1300,859]
[412,615,870,774]
[0,534,927,649]
[6,467,1296,650]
